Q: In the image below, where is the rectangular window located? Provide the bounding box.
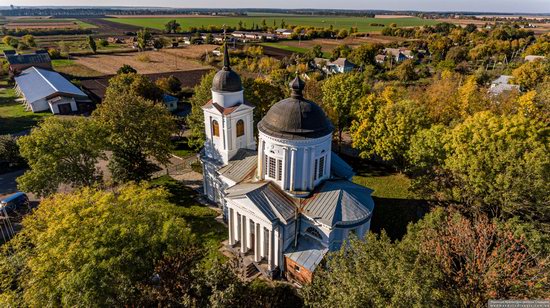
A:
[294,265,301,272]
[314,159,318,181]
[277,159,282,181]
[318,156,325,179]
[269,157,276,179]
[265,154,268,176]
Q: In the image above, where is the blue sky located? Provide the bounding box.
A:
[4,0,550,14]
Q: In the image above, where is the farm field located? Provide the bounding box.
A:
[3,18,97,29]
[105,16,438,33]
[262,35,412,55]
[72,48,214,75]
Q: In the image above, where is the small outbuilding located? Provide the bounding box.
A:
[14,67,90,114]
[5,50,52,75]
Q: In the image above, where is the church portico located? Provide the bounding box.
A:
[226,199,280,271]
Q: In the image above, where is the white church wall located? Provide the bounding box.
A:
[258,131,332,192]
[211,89,244,108]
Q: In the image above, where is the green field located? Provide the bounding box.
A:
[105,16,437,33]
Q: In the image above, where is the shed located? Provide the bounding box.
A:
[14,67,90,114]
[6,51,52,75]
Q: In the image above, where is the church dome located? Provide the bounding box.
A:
[212,45,242,92]
[258,76,333,140]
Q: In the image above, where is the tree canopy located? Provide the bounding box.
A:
[16,117,106,197]
[0,184,196,307]
[93,91,175,183]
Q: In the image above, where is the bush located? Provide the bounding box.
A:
[136,53,151,63]
[98,39,109,47]
[47,48,61,59]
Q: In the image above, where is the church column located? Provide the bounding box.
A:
[228,208,234,245]
[309,147,316,190]
[282,147,289,190]
[240,214,246,253]
[289,148,296,191]
[268,228,275,270]
[247,219,254,251]
[302,148,309,190]
[274,227,280,268]
[255,223,261,262]
[257,139,265,179]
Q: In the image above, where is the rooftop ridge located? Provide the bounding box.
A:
[31,66,58,93]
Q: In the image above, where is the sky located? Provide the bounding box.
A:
[2,0,550,14]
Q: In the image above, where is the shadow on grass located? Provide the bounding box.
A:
[150,175,227,244]
[370,197,431,241]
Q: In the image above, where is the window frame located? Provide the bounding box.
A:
[212,119,220,137]
[236,119,245,137]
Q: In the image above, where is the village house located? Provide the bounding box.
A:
[231,31,277,42]
[4,50,52,76]
[275,28,293,37]
[14,66,91,114]
[524,55,546,62]
[200,46,374,284]
[488,75,521,96]
[313,57,356,74]
[382,47,414,63]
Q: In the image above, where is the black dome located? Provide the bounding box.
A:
[212,69,242,92]
[212,43,242,92]
[258,76,333,140]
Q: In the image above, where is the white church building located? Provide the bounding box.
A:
[200,46,375,284]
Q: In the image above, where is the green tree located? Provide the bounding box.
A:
[87,35,97,53]
[443,112,549,222]
[512,60,550,90]
[312,44,323,58]
[331,44,351,60]
[155,75,182,95]
[137,28,152,51]
[302,232,445,307]
[322,72,364,152]
[0,184,196,307]
[352,97,429,166]
[164,19,181,34]
[302,208,548,308]
[349,43,380,67]
[93,92,175,183]
[20,34,36,47]
[205,33,214,44]
[0,135,25,169]
[106,72,163,102]
[16,117,106,197]
[392,59,417,82]
[243,77,286,125]
[186,70,215,150]
[117,64,137,74]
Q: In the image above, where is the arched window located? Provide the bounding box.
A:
[212,120,220,137]
[306,227,322,240]
[236,119,245,137]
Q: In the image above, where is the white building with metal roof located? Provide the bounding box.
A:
[200,44,374,284]
[14,66,90,114]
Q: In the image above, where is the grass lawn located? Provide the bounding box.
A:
[0,85,51,135]
[172,137,198,158]
[106,16,437,33]
[150,175,227,264]
[348,157,429,241]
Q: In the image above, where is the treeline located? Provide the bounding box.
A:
[0,28,93,36]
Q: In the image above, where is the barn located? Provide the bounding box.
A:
[14,67,91,114]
